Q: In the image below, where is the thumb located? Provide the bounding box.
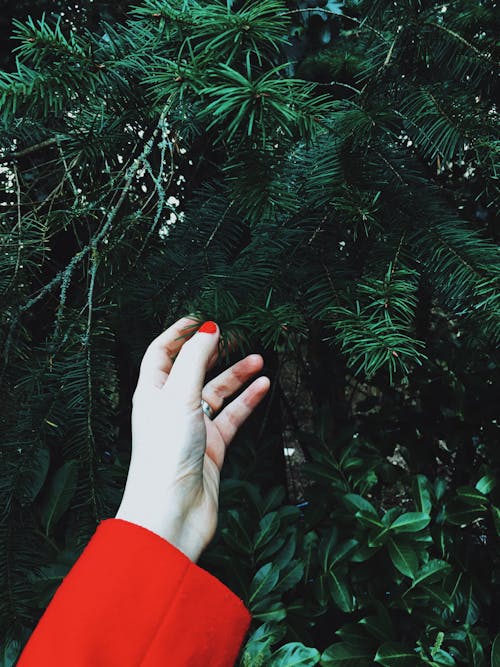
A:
[162,321,220,409]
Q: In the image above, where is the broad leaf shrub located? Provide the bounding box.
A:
[200,423,500,666]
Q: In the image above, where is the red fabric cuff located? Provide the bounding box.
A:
[18,518,251,666]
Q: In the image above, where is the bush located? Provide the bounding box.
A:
[207,418,500,665]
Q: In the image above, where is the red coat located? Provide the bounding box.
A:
[17,518,251,666]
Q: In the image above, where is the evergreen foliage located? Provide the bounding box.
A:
[0,0,498,664]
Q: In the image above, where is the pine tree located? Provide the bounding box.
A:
[0,0,499,663]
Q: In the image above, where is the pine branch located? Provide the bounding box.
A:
[1,136,60,162]
[3,104,172,368]
[426,20,494,65]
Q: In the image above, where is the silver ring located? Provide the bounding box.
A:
[200,398,215,419]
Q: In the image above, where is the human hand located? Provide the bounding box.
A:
[115,316,271,562]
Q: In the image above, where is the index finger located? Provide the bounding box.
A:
[137,316,199,389]
[137,315,241,390]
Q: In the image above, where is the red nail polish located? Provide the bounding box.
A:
[199,321,217,334]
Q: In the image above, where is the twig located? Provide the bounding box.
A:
[10,167,23,288]
[1,136,60,163]
[428,21,493,63]
[374,149,406,186]
[204,201,235,268]
[317,80,362,95]
[383,25,402,67]
[307,212,329,246]
[321,258,341,306]
[284,7,386,41]
[390,232,406,279]
[84,245,99,524]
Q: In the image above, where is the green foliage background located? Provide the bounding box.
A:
[0,0,499,665]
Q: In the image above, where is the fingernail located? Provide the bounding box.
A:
[198,321,217,334]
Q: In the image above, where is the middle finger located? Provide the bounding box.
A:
[201,354,265,414]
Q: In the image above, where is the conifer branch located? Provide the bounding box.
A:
[427,21,494,64]
[3,106,171,366]
[1,136,59,162]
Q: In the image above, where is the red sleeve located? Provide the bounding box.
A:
[17,518,251,666]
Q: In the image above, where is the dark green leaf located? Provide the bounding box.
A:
[261,486,286,514]
[412,475,433,513]
[313,573,329,607]
[387,539,418,578]
[419,584,454,611]
[374,642,419,666]
[466,632,485,667]
[336,623,371,645]
[359,606,394,642]
[390,512,431,533]
[328,569,356,613]
[435,479,447,501]
[492,507,500,536]
[475,475,495,495]
[249,563,280,605]
[275,560,304,594]
[444,501,486,526]
[274,532,297,570]
[429,648,456,666]
[254,511,280,551]
[321,641,373,666]
[319,529,339,572]
[407,560,451,589]
[270,642,321,666]
[463,580,481,626]
[456,486,489,507]
[0,640,21,667]
[258,534,287,562]
[221,509,253,554]
[331,538,359,565]
[251,600,287,622]
[344,493,378,516]
[491,633,500,667]
[350,542,382,562]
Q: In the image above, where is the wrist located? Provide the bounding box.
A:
[115,500,204,563]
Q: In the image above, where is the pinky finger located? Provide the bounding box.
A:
[212,376,271,447]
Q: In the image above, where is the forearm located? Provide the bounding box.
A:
[17,519,251,667]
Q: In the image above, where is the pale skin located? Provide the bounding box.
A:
[115,316,271,562]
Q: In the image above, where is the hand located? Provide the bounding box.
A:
[115,316,271,562]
